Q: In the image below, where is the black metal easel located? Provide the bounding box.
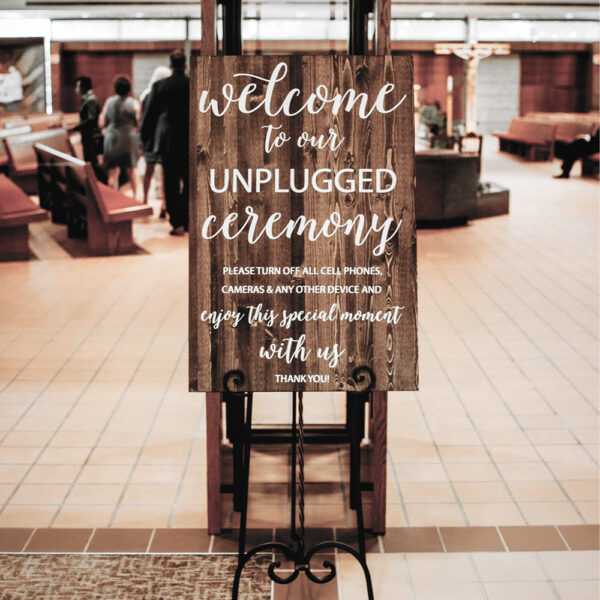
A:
[227,370,375,600]
[216,2,379,598]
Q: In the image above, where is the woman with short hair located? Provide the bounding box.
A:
[99,75,141,200]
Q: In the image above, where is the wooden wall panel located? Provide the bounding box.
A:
[520,52,588,115]
[59,51,133,113]
[410,53,465,120]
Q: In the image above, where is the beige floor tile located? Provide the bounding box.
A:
[24,465,83,486]
[479,430,530,446]
[0,483,16,503]
[0,447,42,465]
[445,463,500,482]
[454,482,512,503]
[538,551,600,581]
[463,503,524,526]
[182,464,206,484]
[386,503,408,527]
[49,431,99,447]
[10,484,69,505]
[438,446,490,463]
[87,447,141,466]
[130,464,185,485]
[553,580,600,600]
[96,431,149,448]
[526,429,577,445]
[0,505,57,527]
[77,465,132,484]
[487,445,540,463]
[575,501,600,523]
[484,582,556,600]
[0,464,28,483]
[170,505,207,528]
[65,484,124,505]
[473,552,547,582]
[339,553,410,584]
[507,480,567,502]
[177,483,206,506]
[1,431,53,447]
[389,445,439,463]
[121,484,178,505]
[52,505,114,528]
[393,463,448,482]
[111,505,172,528]
[538,444,593,463]
[341,581,412,600]
[496,462,553,481]
[550,462,599,481]
[406,553,478,583]
[520,502,584,525]
[412,582,485,600]
[36,447,90,465]
[405,503,466,527]
[400,482,456,503]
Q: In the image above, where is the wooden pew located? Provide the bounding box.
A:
[581,152,600,179]
[68,131,84,161]
[46,147,152,254]
[61,113,80,130]
[0,115,27,129]
[524,112,599,156]
[554,120,597,145]
[34,143,72,227]
[0,174,48,260]
[493,118,557,161]
[4,128,73,194]
[0,125,31,175]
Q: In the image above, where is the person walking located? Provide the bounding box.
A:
[141,50,189,236]
[139,66,171,209]
[71,76,102,173]
[99,76,141,199]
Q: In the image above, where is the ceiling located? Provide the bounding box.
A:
[0,0,598,21]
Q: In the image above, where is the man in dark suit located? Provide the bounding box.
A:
[71,76,101,170]
[141,51,189,235]
[554,129,599,179]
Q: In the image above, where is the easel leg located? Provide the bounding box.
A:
[232,392,253,600]
[371,391,387,534]
[207,392,222,535]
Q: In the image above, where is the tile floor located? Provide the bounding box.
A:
[0,138,598,598]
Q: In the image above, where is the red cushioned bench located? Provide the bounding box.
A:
[0,174,48,260]
[41,146,153,255]
[493,118,557,161]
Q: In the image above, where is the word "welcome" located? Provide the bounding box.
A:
[199,61,407,119]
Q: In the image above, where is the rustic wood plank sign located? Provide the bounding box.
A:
[190,55,417,392]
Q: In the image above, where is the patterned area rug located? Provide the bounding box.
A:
[0,554,271,599]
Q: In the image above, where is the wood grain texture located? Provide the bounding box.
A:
[370,391,387,533]
[190,55,417,392]
[201,0,217,57]
[375,0,391,56]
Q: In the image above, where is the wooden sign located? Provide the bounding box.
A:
[189,56,417,392]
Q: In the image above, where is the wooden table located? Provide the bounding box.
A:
[415,150,479,223]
